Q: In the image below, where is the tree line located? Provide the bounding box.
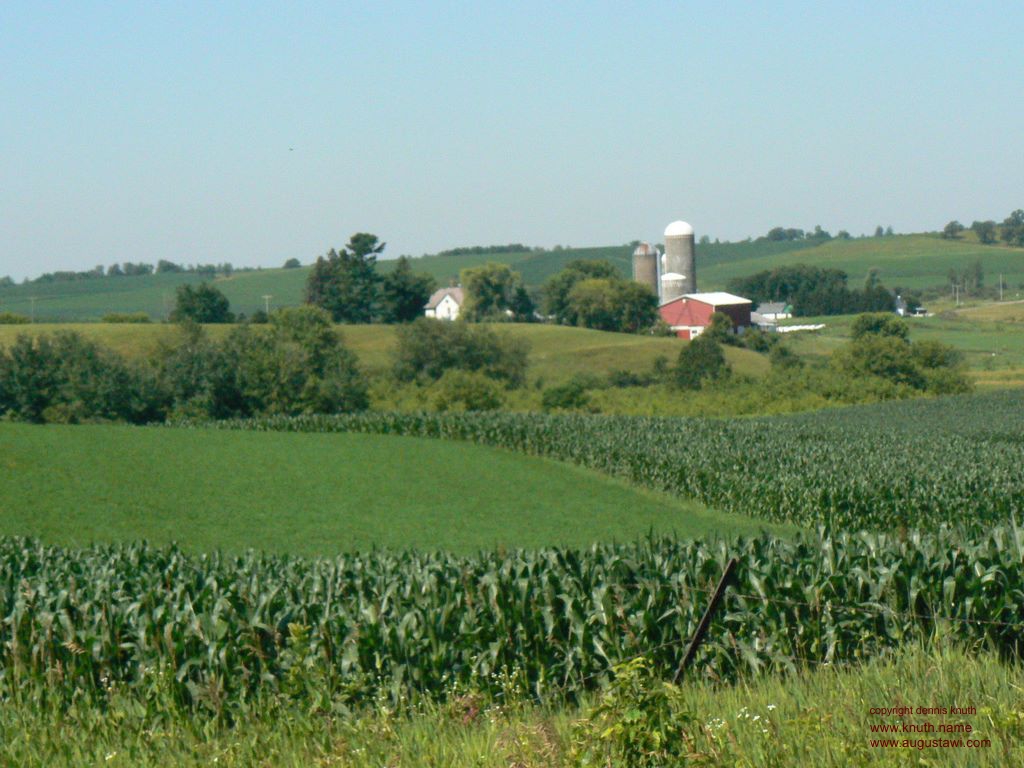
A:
[22,261,245,285]
[942,210,1024,246]
[0,309,532,423]
[726,264,895,316]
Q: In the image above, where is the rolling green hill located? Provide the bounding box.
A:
[703,233,1024,291]
[4,233,1022,321]
[0,267,310,322]
[0,321,770,382]
[0,422,789,555]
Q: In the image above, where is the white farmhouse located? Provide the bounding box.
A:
[424,287,464,320]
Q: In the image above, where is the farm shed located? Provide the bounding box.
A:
[658,292,752,340]
[424,287,464,320]
[755,302,792,320]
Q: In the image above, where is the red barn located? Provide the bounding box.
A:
[658,292,752,340]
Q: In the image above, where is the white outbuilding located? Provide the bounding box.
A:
[424,287,464,320]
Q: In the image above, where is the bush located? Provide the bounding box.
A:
[701,311,736,344]
[0,332,161,423]
[851,312,909,341]
[0,312,29,324]
[739,328,777,353]
[541,380,593,412]
[769,343,802,370]
[832,334,923,389]
[606,369,654,388]
[169,282,234,324]
[570,658,692,768]
[432,370,506,411]
[393,318,529,387]
[832,318,971,397]
[102,312,151,323]
[673,335,730,390]
[157,308,369,420]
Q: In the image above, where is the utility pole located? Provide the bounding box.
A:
[262,294,272,315]
[1000,274,1004,302]
[29,296,37,323]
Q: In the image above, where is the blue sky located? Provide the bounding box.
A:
[2,1,1022,279]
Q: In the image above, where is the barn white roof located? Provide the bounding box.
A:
[683,292,751,306]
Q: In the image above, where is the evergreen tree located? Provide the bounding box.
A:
[304,233,384,323]
[380,256,436,323]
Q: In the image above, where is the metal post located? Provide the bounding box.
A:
[674,557,738,682]
[263,294,272,315]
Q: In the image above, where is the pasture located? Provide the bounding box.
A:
[6,233,1023,321]
[0,422,786,555]
[701,233,1024,291]
[779,306,1024,383]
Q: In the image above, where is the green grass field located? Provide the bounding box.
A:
[0,423,788,555]
[701,233,1024,291]
[6,233,1022,321]
[779,306,1024,383]
[0,267,310,321]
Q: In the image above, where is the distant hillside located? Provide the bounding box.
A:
[3,233,1022,321]
[703,233,1024,291]
[0,268,310,322]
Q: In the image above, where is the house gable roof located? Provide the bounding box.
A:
[424,287,464,310]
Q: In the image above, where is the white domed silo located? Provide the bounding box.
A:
[662,220,696,301]
[632,242,660,297]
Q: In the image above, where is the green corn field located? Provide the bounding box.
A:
[1,524,1023,714]
[4,389,1023,715]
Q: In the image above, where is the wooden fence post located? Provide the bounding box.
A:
[673,557,738,683]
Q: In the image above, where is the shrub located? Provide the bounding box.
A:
[158,308,369,419]
[0,312,29,324]
[0,332,161,423]
[740,328,777,352]
[102,312,151,323]
[769,343,802,370]
[571,658,692,768]
[702,311,739,345]
[169,282,234,324]
[850,312,909,341]
[673,335,730,390]
[393,318,529,387]
[606,369,654,388]
[541,380,592,412]
[833,318,970,396]
[432,370,506,412]
[832,334,923,389]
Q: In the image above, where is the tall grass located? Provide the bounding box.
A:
[1,643,1019,767]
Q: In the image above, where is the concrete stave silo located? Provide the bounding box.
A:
[631,243,660,297]
[662,220,696,301]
